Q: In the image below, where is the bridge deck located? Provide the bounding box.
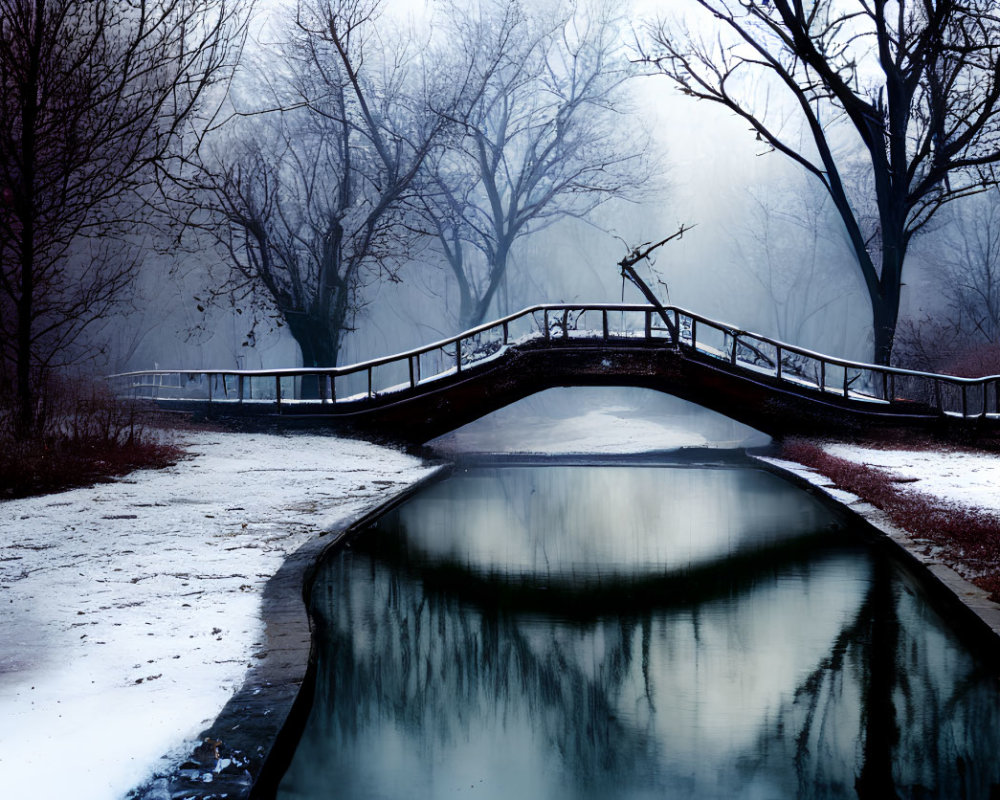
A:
[109,304,1000,444]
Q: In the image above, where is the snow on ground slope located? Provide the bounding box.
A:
[429,387,770,455]
[822,443,1000,517]
[0,431,435,800]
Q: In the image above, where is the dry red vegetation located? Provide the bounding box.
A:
[1,435,183,500]
[1,382,184,500]
[782,439,1000,602]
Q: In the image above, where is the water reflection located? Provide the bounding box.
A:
[277,465,1000,800]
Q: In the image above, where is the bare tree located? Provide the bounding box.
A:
[642,1,1000,365]
[0,0,249,435]
[729,173,865,351]
[896,188,1000,375]
[419,0,650,329]
[187,0,474,370]
[939,189,1000,345]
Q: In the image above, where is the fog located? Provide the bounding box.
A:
[100,0,970,391]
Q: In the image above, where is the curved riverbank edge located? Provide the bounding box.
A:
[753,454,1000,661]
[134,450,1000,800]
[130,464,450,800]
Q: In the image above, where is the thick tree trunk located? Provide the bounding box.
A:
[286,314,341,400]
[872,298,900,369]
[464,241,512,330]
[871,234,905,367]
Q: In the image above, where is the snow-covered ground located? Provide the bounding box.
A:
[0,431,436,800]
[3,393,998,800]
[821,443,1000,517]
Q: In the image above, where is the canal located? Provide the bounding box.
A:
[274,459,1000,799]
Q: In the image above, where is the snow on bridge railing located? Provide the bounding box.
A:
[107,303,1000,420]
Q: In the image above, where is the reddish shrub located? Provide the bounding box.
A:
[943,342,1000,379]
[1,379,184,500]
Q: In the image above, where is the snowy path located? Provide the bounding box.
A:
[0,432,435,800]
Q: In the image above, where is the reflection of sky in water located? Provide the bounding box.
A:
[429,387,771,455]
[385,466,836,581]
[279,466,1000,800]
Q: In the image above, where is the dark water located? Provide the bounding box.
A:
[277,465,1000,800]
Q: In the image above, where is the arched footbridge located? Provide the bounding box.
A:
[109,304,1000,444]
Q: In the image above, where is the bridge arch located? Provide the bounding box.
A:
[110,303,1000,444]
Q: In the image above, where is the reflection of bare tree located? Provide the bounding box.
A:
[751,556,1000,800]
[280,481,1000,799]
[307,553,661,791]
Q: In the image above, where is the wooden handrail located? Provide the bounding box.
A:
[108,302,1000,419]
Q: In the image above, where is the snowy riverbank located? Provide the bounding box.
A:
[757,440,1000,640]
[0,431,436,800]
[3,415,1000,800]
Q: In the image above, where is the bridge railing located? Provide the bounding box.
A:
[108,303,1000,420]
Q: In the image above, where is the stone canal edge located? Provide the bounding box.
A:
[129,464,451,800]
[132,454,1000,800]
[754,454,1000,657]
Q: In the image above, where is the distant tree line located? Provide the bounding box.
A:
[182,0,646,369]
[5,0,1000,443]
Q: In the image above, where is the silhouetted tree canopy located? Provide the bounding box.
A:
[0,0,249,434]
[643,0,1000,364]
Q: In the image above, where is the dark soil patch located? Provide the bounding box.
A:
[782,438,1000,602]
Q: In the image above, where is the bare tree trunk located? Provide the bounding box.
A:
[872,294,901,369]
[286,313,342,399]
[14,4,41,437]
[464,240,513,329]
[872,231,906,367]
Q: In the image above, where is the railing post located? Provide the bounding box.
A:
[889,373,895,403]
[368,367,374,399]
[208,374,213,403]
[602,309,609,340]
[690,318,697,350]
[882,371,888,402]
[644,310,652,340]
[329,374,336,403]
[673,309,680,347]
[238,375,244,404]
[934,379,942,414]
[319,373,327,403]
[730,333,738,366]
[820,361,826,393]
[275,376,281,410]
[503,321,509,345]
[456,339,462,372]
[563,309,569,337]
[409,356,416,389]
[843,368,849,399]
[775,346,782,380]
[962,384,968,418]
[543,310,550,340]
